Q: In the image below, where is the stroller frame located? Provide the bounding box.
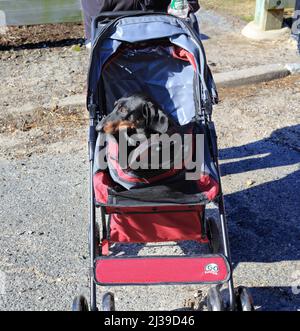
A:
[72,11,254,312]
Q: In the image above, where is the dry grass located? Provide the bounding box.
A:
[0,106,87,134]
[0,23,84,49]
[0,106,88,158]
[200,0,256,22]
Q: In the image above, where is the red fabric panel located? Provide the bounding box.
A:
[198,174,220,201]
[172,46,197,72]
[110,209,207,243]
[101,239,110,256]
[93,172,113,204]
[95,256,229,285]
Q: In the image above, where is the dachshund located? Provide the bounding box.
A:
[96,93,192,177]
[97,93,177,139]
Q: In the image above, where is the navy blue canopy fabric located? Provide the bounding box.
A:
[102,45,196,124]
[87,14,217,124]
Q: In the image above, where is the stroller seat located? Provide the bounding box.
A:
[89,14,220,245]
[92,38,220,208]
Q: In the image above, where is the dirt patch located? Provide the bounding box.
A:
[0,106,87,159]
[0,105,86,134]
[0,23,84,50]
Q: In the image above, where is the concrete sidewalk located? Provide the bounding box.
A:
[214,63,300,88]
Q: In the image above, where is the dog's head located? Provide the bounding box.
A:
[97,94,169,135]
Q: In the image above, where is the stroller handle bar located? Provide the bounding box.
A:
[91,10,199,48]
[91,10,158,44]
[92,10,155,31]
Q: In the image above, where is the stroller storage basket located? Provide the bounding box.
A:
[106,205,208,244]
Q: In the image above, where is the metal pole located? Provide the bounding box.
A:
[210,121,236,310]
[88,103,98,311]
[218,197,236,311]
[89,161,97,311]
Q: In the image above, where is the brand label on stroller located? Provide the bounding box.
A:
[204,263,219,275]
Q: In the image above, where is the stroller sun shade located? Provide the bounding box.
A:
[87,14,218,119]
[102,43,198,125]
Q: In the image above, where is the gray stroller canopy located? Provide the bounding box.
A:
[87,14,218,124]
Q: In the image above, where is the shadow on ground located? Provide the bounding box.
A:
[0,38,85,51]
[220,125,300,264]
[109,125,300,310]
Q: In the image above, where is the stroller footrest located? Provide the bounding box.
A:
[94,255,230,285]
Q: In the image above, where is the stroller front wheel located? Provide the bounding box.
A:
[235,286,255,311]
[206,286,225,311]
[72,295,89,311]
[102,292,115,311]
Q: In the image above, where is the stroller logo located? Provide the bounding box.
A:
[205,263,219,275]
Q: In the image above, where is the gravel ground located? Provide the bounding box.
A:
[0,75,299,311]
[0,9,300,311]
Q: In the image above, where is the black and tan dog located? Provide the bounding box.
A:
[97,93,177,138]
[96,93,190,176]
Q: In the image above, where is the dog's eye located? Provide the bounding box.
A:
[119,107,127,113]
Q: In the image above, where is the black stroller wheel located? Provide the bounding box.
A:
[102,292,115,311]
[207,217,221,254]
[235,287,255,311]
[72,295,89,311]
[206,286,225,311]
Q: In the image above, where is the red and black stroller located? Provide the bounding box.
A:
[72,11,254,311]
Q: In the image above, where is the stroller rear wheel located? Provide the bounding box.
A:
[206,286,225,311]
[206,217,221,254]
[72,295,89,311]
[102,292,115,311]
[235,286,255,311]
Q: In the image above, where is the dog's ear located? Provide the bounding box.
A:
[143,101,169,134]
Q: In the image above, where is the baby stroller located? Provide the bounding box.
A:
[72,10,254,311]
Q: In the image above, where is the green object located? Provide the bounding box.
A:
[71,44,82,52]
[254,0,296,31]
[170,0,187,10]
